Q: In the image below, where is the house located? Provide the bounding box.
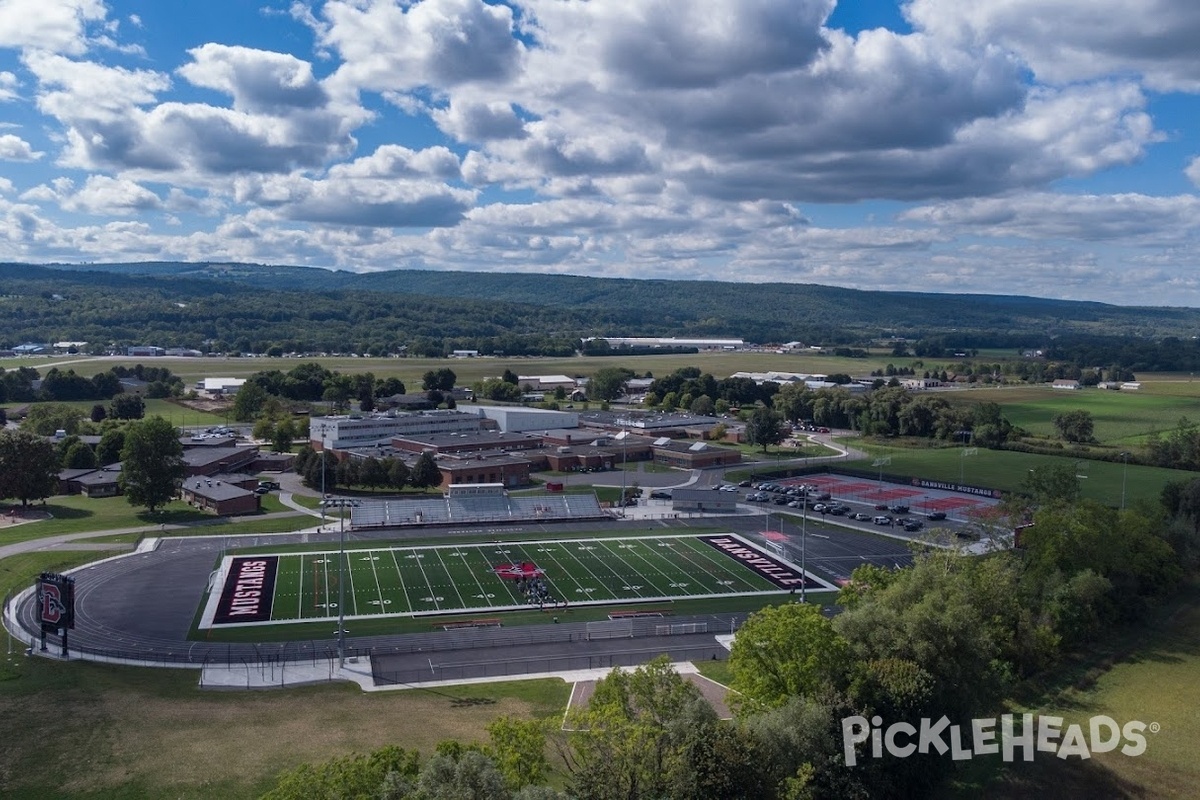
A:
[75,465,123,497]
[13,343,47,355]
[126,346,165,357]
[181,477,261,516]
[1052,379,1081,390]
[652,439,741,469]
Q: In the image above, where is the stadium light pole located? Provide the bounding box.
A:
[337,499,346,668]
[323,497,357,669]
[318,420,330,527]
[801,498,807,604]
[618,418,628,518]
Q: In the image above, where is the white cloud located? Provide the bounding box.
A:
[25,48,358,180]
[318,0,523,94]
[0,0,107,55]
[19,174,162,214]
[0,71,18,101]
[520,0,834,90]
[902,192,1200,245]
[64,174,162,214]
[1186,156,1200,188]
[0,133,42,160]
[177,44,330,114]
[906,0,1200,92]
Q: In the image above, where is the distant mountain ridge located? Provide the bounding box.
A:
[11,260,1200,342]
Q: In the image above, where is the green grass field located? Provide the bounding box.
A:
[203,533,820,629]
[945,580,1200,799]
[2,351,907,388]
[951,384,1200,446]
[843,441,1189,506]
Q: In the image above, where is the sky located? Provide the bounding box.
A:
[1,1,1199,307]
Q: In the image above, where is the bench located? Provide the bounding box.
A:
[607,609,673,620]
[438,618,503,630]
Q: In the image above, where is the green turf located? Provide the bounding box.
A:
[203,534,811,630]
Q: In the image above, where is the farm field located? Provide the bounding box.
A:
[201,533,830,629]
[843,444,1189,507]
[3,350,916,386]
[948,384,1200,446]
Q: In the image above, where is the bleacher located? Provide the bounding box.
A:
[350,490,606,530]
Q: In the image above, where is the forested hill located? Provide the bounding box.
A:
[5,261,1200,349]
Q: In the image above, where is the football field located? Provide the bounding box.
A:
[200,533,836,629]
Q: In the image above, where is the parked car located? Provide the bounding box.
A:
[873,515,893,525]
[904,521,923,532]
[649,490,672,500]
[854,512,872,521]
[927,511,947,521]
[738,480,752,487]
[874,503,890,511]
[816,492,832,501]
[828,505,850,516]
[257,480,280,491]
[773,496,789,505]
[889,504,910,514]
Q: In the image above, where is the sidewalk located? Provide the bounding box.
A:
[197,654,711,693]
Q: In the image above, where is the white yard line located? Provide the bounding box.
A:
[674,537,765,592]
[389,549,414,612]
[543,542,625,601]
[431,548,470,609]
[594,539,673,596]
[451,547,495,608]
[367,549,386,608]
[411,546,441,610]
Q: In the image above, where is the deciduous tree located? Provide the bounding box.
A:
[0,429,59,507]
[119,416,184,513]
[411,451,441,490]
[745,407,787,454]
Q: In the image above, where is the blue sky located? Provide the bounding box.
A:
[1,1,1199,307]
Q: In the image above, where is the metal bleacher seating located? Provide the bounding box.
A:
[350,491,607,530]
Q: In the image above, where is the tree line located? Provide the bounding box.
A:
[5,262,1200,363]
[0,363,183,404]
[255,485,1200,798]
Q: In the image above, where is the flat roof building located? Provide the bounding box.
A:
[310,411,486,450]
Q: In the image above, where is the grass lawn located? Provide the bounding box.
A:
[0,495,318,546]
[10,351,918,390]
[944,580,1200,799]
[950,384,1200,447]
[0,656,570,800]
[842,442,1186,507]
